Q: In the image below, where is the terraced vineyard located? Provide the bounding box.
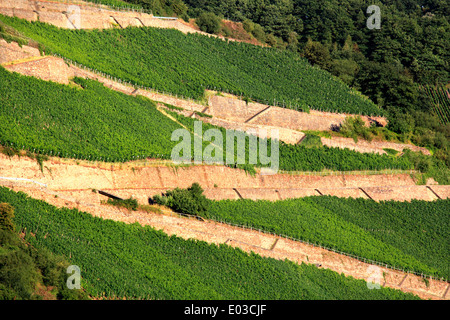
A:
[0,70,182,161]
[206,196,450,280]
[0,187,420,300]
[0,67,412,171]
[0,15,384,116]
[0,0,448,302]
[169,109,414,171]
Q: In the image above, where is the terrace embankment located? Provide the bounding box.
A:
[0,154,447,205]
[1,1,448,301]
[0,0,207,34]
[1,168,448,301]
[1,38,431,155]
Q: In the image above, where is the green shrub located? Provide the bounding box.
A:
[106,197,139,211]
[302,38,332,70]
[339,116,373,142]
[194,111,212,118]
[0,203,15,232]
[383,148,399,156]
[195,12,221,34]
[251,23,267,42]
[229,163,257,176]
[242,19,254,33]
[153,183,210,217]
[1,146,20,158]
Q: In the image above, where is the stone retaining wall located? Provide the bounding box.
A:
[1,154,447,204]
[0,0,208,34]
[4,55,74,84]
[0,39,41,64]
[207,93,388,131]
[322,136,431,155]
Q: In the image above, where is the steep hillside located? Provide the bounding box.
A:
[0,14,384,116]
[1,156,448,300]
[0,69,185,161]
[0,203,87,299]
[0,0,448,303]
[206,197,450,279]
[0,66,414,172]
[181,0,450,177]
[0,186,423,300]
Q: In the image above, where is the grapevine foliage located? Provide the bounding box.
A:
[1,15,385,116]
[207,197,450,279]
[0,187,420,300]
